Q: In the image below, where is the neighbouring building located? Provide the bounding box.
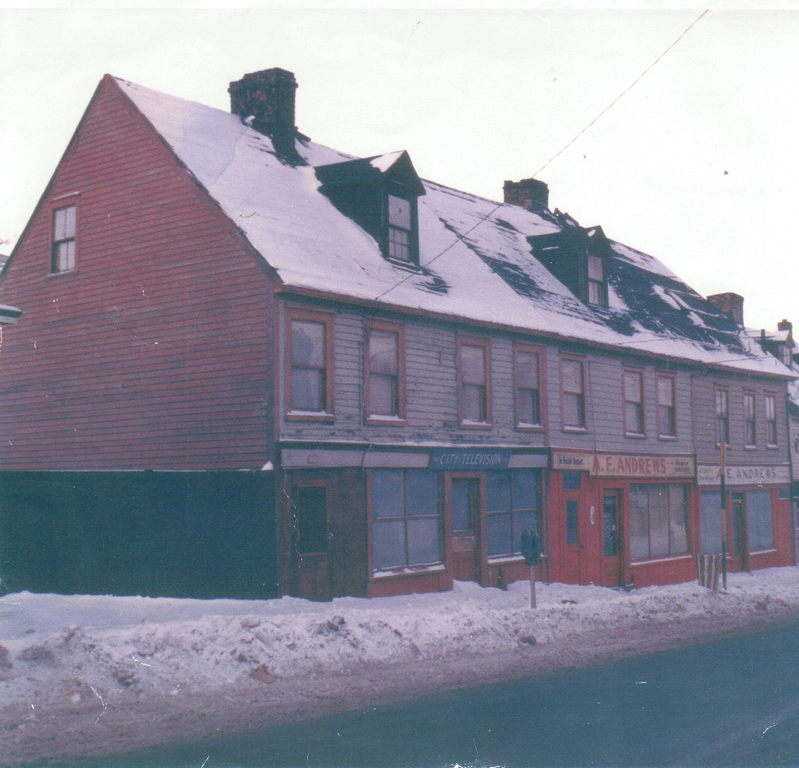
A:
[0,69,794,600]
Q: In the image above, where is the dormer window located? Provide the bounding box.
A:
[315,150,425,268]
[587,255,604,306]
[387,195,412,262]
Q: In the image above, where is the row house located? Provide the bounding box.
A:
[0,69,794,600]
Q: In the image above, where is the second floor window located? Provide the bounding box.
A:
[459,339,491,426]
[623,370,644,436]
[52,205,76,273]
[744,393,757,447]
[287,309,333,418]
[561,357,585,430]
[387,195,412,262]
[366,322,405,421]
[766,394,777,446]
[515,346,541,428]
[715,387,729,446]
[657,376,676,438]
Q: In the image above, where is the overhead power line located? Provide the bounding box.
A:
[534,9,710,178]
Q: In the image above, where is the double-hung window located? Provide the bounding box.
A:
[657,375,676,438]
[366,320,405,423]
[623,369,645,436]
[52,205,76,273]
[561,356,586,430]
[459,337,491,427]
[286,308,334,419]
[387,195,412,262]
[515,344,542,429]
[715,387,729,446]
[744,392,757,448]
[765,394,778,447]
[587,255,605,307]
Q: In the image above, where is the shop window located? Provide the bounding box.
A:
[459,337,492,427]
[657,375,676,438]
[515,344,542,428]
[766,394,777,446]
[486,470,540,557]
[292,486,328,555]
[286,308,334,419]
[623,370,645,436]
[371,469,441,571]
[561,356,586,430]
[744,392,756,447]
[629,484,688,560]
[748,490,774,550]
[715,387,729,446]
[366,320,405,422]
[700,491,722,554]
[52,204,77,273]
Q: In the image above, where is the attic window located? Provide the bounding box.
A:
[52,205,76,273]
[387,195,412,262]
[587,255,605,306]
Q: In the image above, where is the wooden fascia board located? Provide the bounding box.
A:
[274,284,794,382]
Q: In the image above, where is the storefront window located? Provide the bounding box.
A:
[630,484,688,560]
[371,469,441,570]
[748,490,773,551]
[486,470,540,557]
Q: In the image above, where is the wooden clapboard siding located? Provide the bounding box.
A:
[0,76,276,471]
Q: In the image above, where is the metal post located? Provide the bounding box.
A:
[529,564,537,609]
[720,442,728,591]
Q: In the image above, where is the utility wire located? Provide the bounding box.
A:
[534,9,710,178]
[374,10,709,304]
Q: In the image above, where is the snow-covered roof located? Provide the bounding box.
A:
[116,77,791,379]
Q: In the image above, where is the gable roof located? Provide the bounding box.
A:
[115,76,791,380]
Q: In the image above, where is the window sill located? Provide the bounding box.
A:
[286,411,335,423]
[366,416,407,427]
[47,269,79,278]
[516,423,544,433]
[657,435,678,441]
[460,420,492,430]
[630,553,692,567]
[371,563,445,579]
[562,426,588,434]
[624,432,646,439]
[744,445,758,451]
[766,445,780,450]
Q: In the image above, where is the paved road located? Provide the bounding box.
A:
[84,620,799,767]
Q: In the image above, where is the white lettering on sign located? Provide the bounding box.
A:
[697,464,791,486]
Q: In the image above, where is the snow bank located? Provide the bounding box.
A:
[2,568,798,711]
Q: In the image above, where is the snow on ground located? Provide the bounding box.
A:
[2,567,798,710]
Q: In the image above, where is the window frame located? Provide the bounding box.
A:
[285,306,335,422]
[50,200,79,275]
[514,342,545,432]
[622,368,646,438]
[560,354,587,432]
[629,483,690,561]
[656,374,677,440]
[458,334,492,429]
[765,392,778,448]
[485,469,542,559]
[383,190,419,266]
[743,391,757,449]
[586,254,607,308]
[365,318,406,426]
[714,386,730,447]
[368,468,443,574]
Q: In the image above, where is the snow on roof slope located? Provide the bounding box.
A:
[116,77,788,378]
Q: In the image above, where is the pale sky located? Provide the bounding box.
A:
[2,6,797,332]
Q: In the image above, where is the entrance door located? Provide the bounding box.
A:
[449,477,481,582]
[601,490,623,587]
[732,492,750,572]
[290,483,331,601]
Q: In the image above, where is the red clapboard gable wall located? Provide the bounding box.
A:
[0,75,277,471]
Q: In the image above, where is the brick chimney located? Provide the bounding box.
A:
[229,68,298,157]
[778,319,793,334]
[706,292,744,326]
[503,178,549,211]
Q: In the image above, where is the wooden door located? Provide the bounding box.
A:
[601,490,623,587]
[731,492,750,573]
[290,483,331,601]
[449,477,481,582]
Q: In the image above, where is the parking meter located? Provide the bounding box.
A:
[521,529,541,566]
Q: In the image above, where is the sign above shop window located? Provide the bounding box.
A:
[552,451,695,478]
[428,448,511,471]
[697,464,790,487]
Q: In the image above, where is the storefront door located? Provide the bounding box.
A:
[449,476,481,582]
[732,492,750,572]
[601,490,624,587]
[290,482,331,601]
